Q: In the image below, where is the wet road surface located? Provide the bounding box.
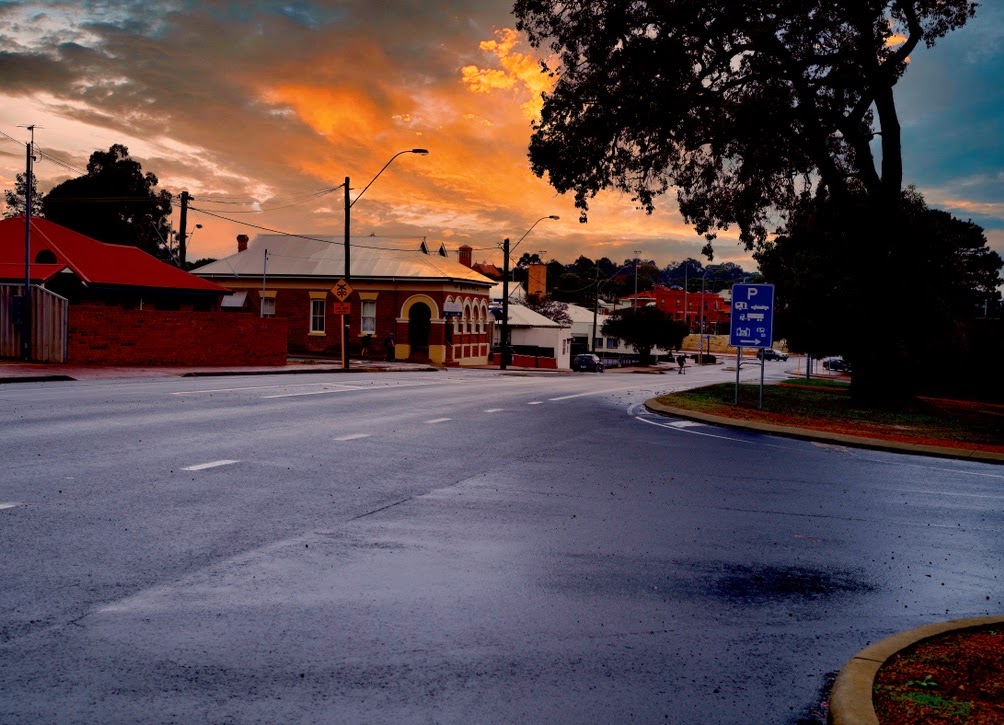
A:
[1,367,1001,723]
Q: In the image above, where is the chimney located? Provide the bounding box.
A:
[237,234,249,252]
[528,262,547,297]
[458,245,473,268]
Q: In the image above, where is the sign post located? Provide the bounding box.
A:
[729,284,775,409]
[331,279,354,370]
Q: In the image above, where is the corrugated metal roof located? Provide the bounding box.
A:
[0,216,227,294]
[506,304,567,328]
[193,235,494,287]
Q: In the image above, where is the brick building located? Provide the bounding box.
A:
[619,285,731,334]
[0,216,286,365]
[193,234,495,366]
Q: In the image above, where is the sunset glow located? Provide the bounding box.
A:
[0,2,1000,271]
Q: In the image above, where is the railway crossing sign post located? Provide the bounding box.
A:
[730,284,775,409]
[332,279,353,369]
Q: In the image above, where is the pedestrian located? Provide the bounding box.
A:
[384,331,395,361]
[677,354,686,374]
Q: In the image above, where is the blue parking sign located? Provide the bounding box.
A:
[730,284,775,348]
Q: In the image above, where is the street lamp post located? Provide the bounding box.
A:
[500,215,559,370]
[343,148,429,369]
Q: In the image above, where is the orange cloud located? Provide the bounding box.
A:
[461,28,553,119]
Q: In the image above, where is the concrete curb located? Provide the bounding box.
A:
[643,399,1004,465]
[829,615,1004,724]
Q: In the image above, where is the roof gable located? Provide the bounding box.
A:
[0,216,226,294]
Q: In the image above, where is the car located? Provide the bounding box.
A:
[757,348,789,361]
[572,353,604,372]
[823,356,851,373]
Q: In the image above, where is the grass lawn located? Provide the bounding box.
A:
[654,379,1004,452]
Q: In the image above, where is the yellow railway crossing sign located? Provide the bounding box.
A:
[331,279,353,302]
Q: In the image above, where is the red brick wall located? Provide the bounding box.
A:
[68,306,288,366]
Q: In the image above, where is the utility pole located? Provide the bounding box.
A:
[21,135,33,360]
[177,191,193,267]
[343,177,351,370]
[633,250,641,309]
[501,237,510,370]
[592,266,599,354]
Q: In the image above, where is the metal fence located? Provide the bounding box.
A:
[0,284,69,363]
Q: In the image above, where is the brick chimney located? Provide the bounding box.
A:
[237,234,249,252]
[458,245,473,268]
[528,262,547,297]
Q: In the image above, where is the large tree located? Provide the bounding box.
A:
[757,188,1002,395]
[42,145,173,259]
[601,306,688,365]
[514,0,977,401]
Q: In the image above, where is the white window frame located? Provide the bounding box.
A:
[261,297,276,317]
[310,298,326,334]
[361,300,377,334]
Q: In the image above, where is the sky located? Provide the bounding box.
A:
[1,0,1002,274]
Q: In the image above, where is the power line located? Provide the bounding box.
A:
[188,205,438,253]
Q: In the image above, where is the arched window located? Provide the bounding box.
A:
[35,249,57,264]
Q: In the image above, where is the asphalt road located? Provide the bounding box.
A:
[1,364,1001,724]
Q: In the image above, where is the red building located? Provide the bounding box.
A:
[0,216,286,365]
[618,285,731,333]
[193,234,495,366]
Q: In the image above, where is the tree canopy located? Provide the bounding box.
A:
[514,0,976,254]
[41,144,174,259]
[3,171,43,219]
[601,306,688,365]
[756,188,1002,396]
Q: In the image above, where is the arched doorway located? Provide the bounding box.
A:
[408,302,432,356]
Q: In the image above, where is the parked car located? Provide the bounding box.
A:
[572,353,604,372]
[757,348,789,361]
[822,356,851,373]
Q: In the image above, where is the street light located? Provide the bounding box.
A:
[342,148,429,368]
[501,215,559,370]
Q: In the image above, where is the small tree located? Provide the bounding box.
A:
[523,292,572,325]
[601,307,688,365]
[3,171,43,218]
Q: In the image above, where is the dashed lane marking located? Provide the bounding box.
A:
[0,503,19,510]
[334,433,372,441]
[426,418,452,424]
[182,460,239,471]
[484,408,504,413]
[528,401,544,405]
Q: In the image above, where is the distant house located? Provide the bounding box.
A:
[193,234,495,366]
[619,285,730,334]
[0,216,286,365]
[492,303,571,370]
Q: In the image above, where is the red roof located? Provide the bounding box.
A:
[0,216,225,294]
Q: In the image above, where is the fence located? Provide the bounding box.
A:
[0,284,69,362]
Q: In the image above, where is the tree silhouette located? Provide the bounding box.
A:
[3,171,43,219]
[41,144,173,259]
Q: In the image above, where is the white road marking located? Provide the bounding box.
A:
[182,460,239,471]
[669,420,705,428]
[334,433,372,441]
[264,386,362,399]
[0,503,19,510]
[484,408,504,413]
[172,380,446,397]
[171,382,355,395]
[426,418,452,424]
[634,415,754,443]
[528,401,544,405]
